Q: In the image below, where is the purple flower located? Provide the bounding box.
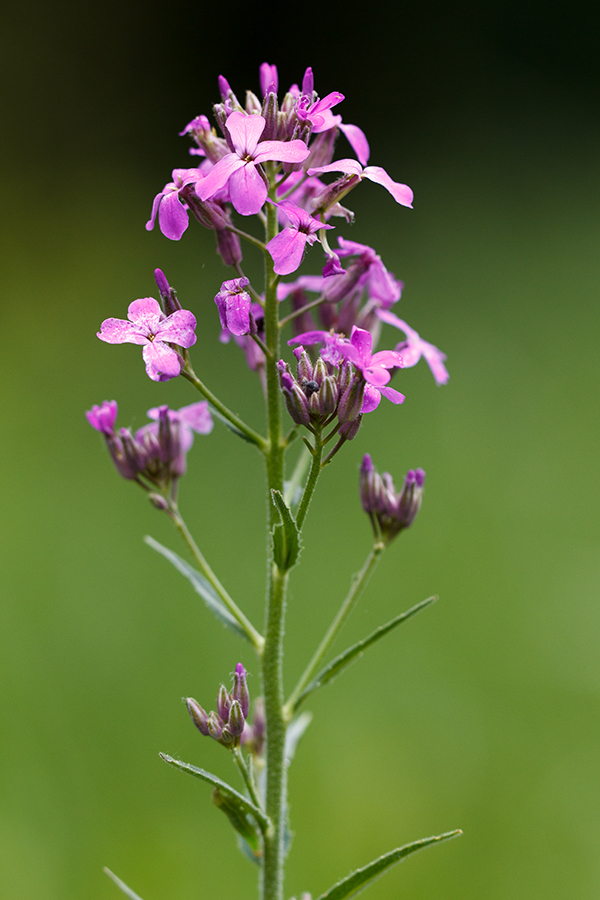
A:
[97,297,197,382]
[360,455,425,542]
[322,253,345,277]
[214,277,255,336]
[266,200,333,275]
[197,111,310,216]
[308,159,413,208]
[145,402,213,475]
[259,62,278,97]
[146,168,204,240]
[336,238,402,308]
[86,400,118,436]
[376,309,449,385]
[340,326,405,412]
[288,330,347,367]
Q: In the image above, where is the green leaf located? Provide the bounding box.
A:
[212,787,262,863]
[159,753,270,834]
[294,596,437,711]
[144,536,249,641]
[103,868,146,900]
[271,489,302,570]
[315,831,462,900]
[284,712,313,764]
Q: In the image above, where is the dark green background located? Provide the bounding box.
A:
[2,1,600,897]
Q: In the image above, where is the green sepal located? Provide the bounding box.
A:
[159,753,270,834]
[144,536,249,641]
[294,596,437,712]
[103,868,145,900]
[212,787,262,863]
[270,489,302,570]
[314,831,462,900]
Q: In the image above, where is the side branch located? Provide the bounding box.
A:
[183,364,267,450]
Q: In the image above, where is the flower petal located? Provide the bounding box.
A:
[361,384,382,413]
[349,326,373,366]
[158,190,190,241]
[127,297,163,332]
[339,122,370,165]
[370,350,404,368]
[155,309,197,348]
[363,166,414,208]
[254,139,310,165]
[364,366,391,387]
[229,163,268,215]
[379,385,405,404]
[177,401,214,434]
[226,111,266,156]
[420,341,449,385]
[97,317,147,344]
[267,229,308,276]
[146,190,163,232]
[197,153,246,202]
[142,341,182,382]
[307,158,363,178]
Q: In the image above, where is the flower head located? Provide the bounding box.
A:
[360,455,425,543]
[214,277,255,336]
[97,297,196,382]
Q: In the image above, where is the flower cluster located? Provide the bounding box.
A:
[86,400,212,493]
[360,454,425,543]
[186,663,250,749]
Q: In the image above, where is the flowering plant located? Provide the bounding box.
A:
[88,62,459,900]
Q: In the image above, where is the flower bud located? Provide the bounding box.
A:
[228,699,245,737]
[154,268,182,316]
[394,469,425,530]
[186,697,210,736]
[207,711,224,741]
[293,346,313,382]
[338,415,362,440]
[279,362,310,426]
[217,685,232,723]
[246,90,262,115]
[337,377,365,424]
[312,357,327,386]
[318,376,338,417]
[232,662,250,719]
[261,91,279,141]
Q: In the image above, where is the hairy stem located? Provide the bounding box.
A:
[283,543,385,719]
[232,746,264,812]
[295,432,324,531]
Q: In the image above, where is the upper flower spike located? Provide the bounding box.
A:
[97,298,197,382]
[308,159,414,208]
[197,111,310,216]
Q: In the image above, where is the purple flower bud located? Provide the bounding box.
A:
[86,400,118,436]
[207,711,224,741]
[278,361,310,426]
[232,662,250,719]
[260,90,279,141]
[154,268,182,316]
[218,75,232,101]
[294,346,314,382]
[228,699,245,738]
[246,90,262,115]
[302,67,314,97]
[360,458,425,543]
[217,685,232,723]
[312,358,327,386]
[318,376,338,417]
[215,227,243,266]
[260,63,279,98]
[393,468,426,530]
[186,698,210,736]
[337,377,365,424]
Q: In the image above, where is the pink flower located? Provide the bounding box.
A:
[288,330,347,367]
[336,238,403,308]
[307,159,413,208]
[197,111,310,216]
[86,400,118,435]
[340,326,405,413]
[266,200,333,275]
[145,402,213,474]
[97,297,197,382]
[145,168,204,240]
[376,309,449,385]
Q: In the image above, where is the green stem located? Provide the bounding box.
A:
[283,445,312,508]
[232,746,264,812]
[168,504,265,654]
[225,223,267,252]
[295,433,323,531]
[279,293,326,329]
[182,364,267,450]
[261,162,288,900]
[283,542,385,720]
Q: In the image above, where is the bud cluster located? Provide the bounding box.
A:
[360,454,425,543]
[186,663,250,749]
[277,347,363,438]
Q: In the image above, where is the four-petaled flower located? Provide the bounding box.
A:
[198,111,310,216]
[146,168,203,241]
[340,326,405,412]
[376,309,449,385]
[97,297,197,382]
[267,200,333,275]
[308,159,413,208]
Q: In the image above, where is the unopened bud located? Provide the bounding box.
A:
[207,711,224,741]
[318,376,339,417]
[148,492,170,511]
[217,685,232,723]
[186,698,210,736]
[337,377,365,424]
[228,699,245,737]
[294,346,313,381]
[312,358,327,386]
[261,91,279,141]
[339,415,362,440]
[246,90,262,115]
[232,662,250,719]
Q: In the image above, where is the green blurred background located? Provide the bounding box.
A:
[2,0,600,897]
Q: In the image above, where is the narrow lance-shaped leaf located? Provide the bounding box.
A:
[271,489,302,570]
[144,535,249,641]
[315,831,462,900]
[103,868,146,900]
[212,787,262,863]
[208,404,254,442]
[285,712,313,764]
[159,753,270,834]
[294,596,437,712]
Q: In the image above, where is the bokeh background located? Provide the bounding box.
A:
[2,0,600,897]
